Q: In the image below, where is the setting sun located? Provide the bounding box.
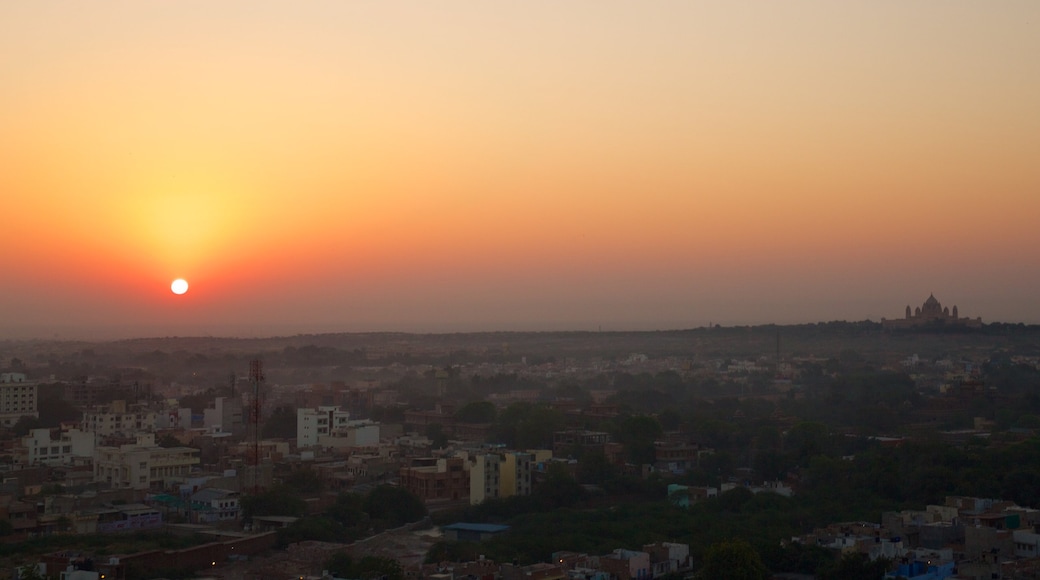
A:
[171,279,189,295]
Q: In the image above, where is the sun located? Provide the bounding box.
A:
[171,278,189,295]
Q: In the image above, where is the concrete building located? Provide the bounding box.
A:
[94,433,200,490]
[399,457,469,503]
[554,430,610,456]
[21,428,95,466]
[501,451,534,498]
[0,375,37,428]
[469,452,501,505]
[468,451,535,505]
[599,549,651,580]
[316,419,380,450]
[297,406,352,447]
[82,400,157,438]
[203,397,245,437]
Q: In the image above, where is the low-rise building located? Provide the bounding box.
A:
[93,433,199,490]
[21,428,95,466]
[297,406,352,447]
[82,400,157,438]
[399,457,469,503]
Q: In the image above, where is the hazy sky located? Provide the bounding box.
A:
[3,2,1039,338]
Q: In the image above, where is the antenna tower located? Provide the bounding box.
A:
[249,359,264,494]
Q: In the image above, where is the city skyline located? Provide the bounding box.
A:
[3,2,1039,339]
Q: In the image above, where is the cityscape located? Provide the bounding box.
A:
[3,2,1040,580]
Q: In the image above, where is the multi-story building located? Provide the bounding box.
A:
[399,457,469,503]
[203,396,245,437]
[82,400,157,438]
[0,374,37,428]
[297,406,352,447]
[469,451,534,505]
[317,420,380,450]
[501,451,534,498]
[93,433,199,490]
[470,453,501,505]
[189,488,240,522]
[553,430,610,456]
[21,428,95,466]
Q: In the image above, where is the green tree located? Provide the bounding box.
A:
[455,401,497,424]
[426,423,449,449]
[363,485,427,527]
[325,553,353,577]
[817,552,891,580]
[353,556,404,580]
[156,433,183,448]
[242,486,307,519]
[12,415,41,437]
[284,468,324,495]
[694,539,768,580]
[262,405,297,439]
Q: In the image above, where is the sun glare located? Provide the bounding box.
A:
[171,278,189,295]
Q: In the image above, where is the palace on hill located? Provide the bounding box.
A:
[882,293,982,330]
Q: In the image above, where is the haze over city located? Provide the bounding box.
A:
[3,2,1039,339]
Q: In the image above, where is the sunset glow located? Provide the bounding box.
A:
[3,2,1040,337]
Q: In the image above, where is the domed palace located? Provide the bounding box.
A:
[882,294,982,329]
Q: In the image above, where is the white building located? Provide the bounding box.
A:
[82,400,157,438]
[190,488,240,522]
[22,428,95,466]
[297,406,351,447]
[94,433,199,490]
[0,377,37,427]
[317,420,380,450]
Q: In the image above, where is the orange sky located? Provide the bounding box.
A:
[2,1,1039,337]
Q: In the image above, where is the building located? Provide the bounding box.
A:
[297,406,352,447]
[0,375,37,428]
[468,451,534,505]
[21,428,95,466]
[93,433,200,490]
[203,397,245,437]
[81,400,157,438]
[554,430,610,457]
[882,294,982,330]
[189,488,240,522]
[399,457,469,503]
[599,549,651,580]
[441,522,511,542]
[500,451,534,498]
[469,453,501,505]
[317,420,380,450]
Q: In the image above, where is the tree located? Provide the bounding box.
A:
[695,539,768,580]
[363,485,427,527]
[156,433,183,448]
[12,415,41,437]
[241,486,307,519]
[817,552,891,580]
[353,556,404,580]
[455,401,497,424]
[262,405,297,439]
[426,423,449,449]
[325,553,353,578]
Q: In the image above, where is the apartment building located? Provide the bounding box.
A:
[82,400,157,438]
[297,406,352,447]
[0,374,37,427]
[94,433,199,490]
[21,428,95,466]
